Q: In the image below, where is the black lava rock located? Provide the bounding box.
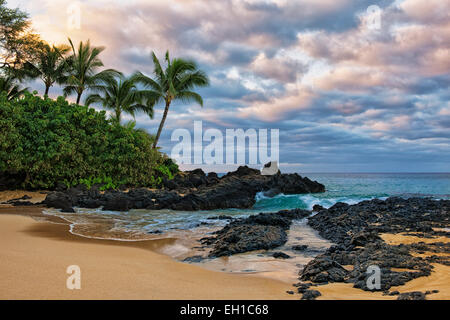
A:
[182,256,205,263]
[397,292,426,300]
[273,252,291,259]
[301,290,321,300]
[297,197,449,295]
[43,192,73,212]
[312,204,324,212]
[43,166,325,212]
[206,209,311,257]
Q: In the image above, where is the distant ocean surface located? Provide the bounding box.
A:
[253,172,450,212]
[45,173,450,239]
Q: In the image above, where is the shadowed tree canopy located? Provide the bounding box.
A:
[23,43,70,96]
[0,75,27,100]
[0,0,42,76]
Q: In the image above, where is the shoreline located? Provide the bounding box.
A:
[0,193,449,300]
[0,208,297,300]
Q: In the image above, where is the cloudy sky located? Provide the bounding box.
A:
[9,0,450,172]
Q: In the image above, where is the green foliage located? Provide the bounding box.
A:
[75,176,120,191]
[0,91,173,189]
[23,42,71,95]
[163,157,179,175]
[149,175,163,189]
[155,158,179,180]
[64,38,121,104]
[0,0,42,75]
[85,73,154,123]
[155,164,173,180]
[133,50,210,148]
[0,75,27,100]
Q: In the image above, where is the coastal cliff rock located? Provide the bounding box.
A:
[43,166,325,211]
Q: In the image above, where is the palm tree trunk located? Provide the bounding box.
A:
[116,108,121,124]
[76,91,82,105]
[44,85,50,96]
[153,100,170,148]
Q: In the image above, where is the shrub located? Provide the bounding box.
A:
[0,91,175,189]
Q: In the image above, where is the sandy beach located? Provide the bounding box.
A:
[314,233,450,300]
[0,196,448,300]
[0,207,297,300]
[316,264,450,300]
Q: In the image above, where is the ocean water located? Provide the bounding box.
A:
[44,172,450,239]
[43,172,449,281]
[254,172,450,212]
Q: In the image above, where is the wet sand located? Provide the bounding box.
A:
[0,190,47,204]
[0,208,295,300]
[1,195,448,300]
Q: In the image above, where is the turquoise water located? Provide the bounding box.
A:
[47,173,450,237]
[253,172,450,212]
[42,172,450,280]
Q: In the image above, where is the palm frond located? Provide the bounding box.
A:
[62,39,119,104]
[81,73,158,123]
[176,70,209,91]
[0,76,28,100]
[131,71,162,92]
[151,51,166,85]
[85,93,105,107]
[177,91,204,107]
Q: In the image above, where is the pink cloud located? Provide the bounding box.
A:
[399,0,450,24]
[237,85,315,121]
[249,52,299,83]
[312,66,386,92]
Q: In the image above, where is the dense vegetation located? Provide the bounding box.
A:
[0,91,178,190]
[0,1,210,190]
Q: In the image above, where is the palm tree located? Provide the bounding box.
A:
[24,43,70,96]
[85,74,154,124]
[0,75,28,100]
[133,51,209,148]
[63,38,120,105]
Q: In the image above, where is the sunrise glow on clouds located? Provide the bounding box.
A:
[9,0,450,172]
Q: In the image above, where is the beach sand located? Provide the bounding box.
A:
[317,233,450,300]
[0,190,47,204]
[0,208,296,300]
[0,200,448,300]
[316,262,450,300]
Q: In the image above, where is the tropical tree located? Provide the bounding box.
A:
[63,38,120,105]
[85,74,155,124]
[133,51,209,148]
[0,0,42,74]
[0,75,27,100]
[24,42,70,95]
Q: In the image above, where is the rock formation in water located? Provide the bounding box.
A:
[43,166,325,212]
